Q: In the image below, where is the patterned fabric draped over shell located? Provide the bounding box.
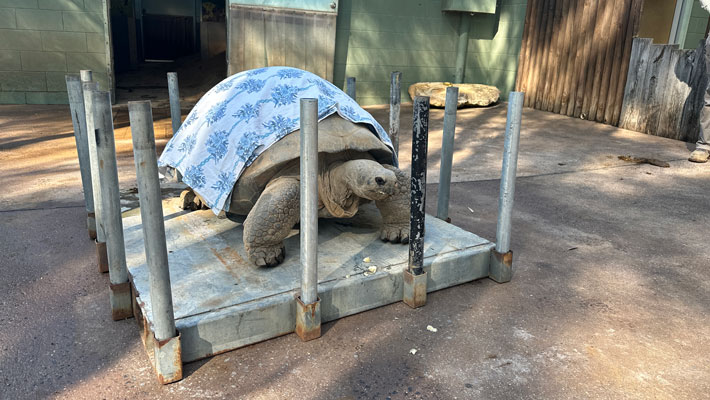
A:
[158,67,395,215]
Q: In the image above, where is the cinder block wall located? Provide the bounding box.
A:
[333,0,527,105]
[0,0,110,105]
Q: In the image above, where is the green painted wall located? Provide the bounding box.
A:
[682,0,709,49]
[0,0,110,105]
[333,0,528,105]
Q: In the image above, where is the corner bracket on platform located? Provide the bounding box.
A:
[109,281,133,321]
[403,269,428,308]
[489,249,513,283]
[295,296,321,342]
[153,332,183,385]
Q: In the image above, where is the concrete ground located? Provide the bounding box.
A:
[0,101,708,399]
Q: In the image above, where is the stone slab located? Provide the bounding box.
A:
[124,191,494,362]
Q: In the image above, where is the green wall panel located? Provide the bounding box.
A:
[334,0,527,105]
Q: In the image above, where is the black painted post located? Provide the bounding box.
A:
[408,96,429,276]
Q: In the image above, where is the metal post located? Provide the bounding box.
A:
[82,71,108,273]
[128,100,182,383]
[93,90,132,320]
[167,72,181,135]
[65,74,96,240]
[389,71,401,157]
[346,77,356,101]
[403,96,429,309]
[490,92,524,284]
[295,98,321,342]
[436,86,459,222]
[128,100,176,341]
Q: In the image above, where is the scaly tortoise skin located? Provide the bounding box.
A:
[180,114,410,267]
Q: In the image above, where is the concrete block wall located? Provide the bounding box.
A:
[0,0,109,104]
[333,0,527,105]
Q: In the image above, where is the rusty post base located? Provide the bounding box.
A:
[109,281,133,321]
[295,296,321,342]
[95,240,108,273]
[153,332,183,384]
[489,249,513,283]
[87,213,96,240]
[403,269,427,308]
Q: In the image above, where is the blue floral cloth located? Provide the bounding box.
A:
[158,67,395,215]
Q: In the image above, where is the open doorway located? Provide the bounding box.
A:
[110,0,227,106]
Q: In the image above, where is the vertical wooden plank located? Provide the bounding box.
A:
[554,0,575,114]
[228,4,245,74]
[304,12,318,78]
[315,13,328,79]
[515,0,536,92]
[540,0,565,111]
[619,38,652,131]
[574,0,600,117]
[533,0,557,110]
[526,0,551,107]
[586,0,612,121]
[611,0,643,125]
[597,0,629,123]
[522,0,547,105]
[566,0,588,116]
[324,13,337,82]
[657,49,687,139]
[637,44,664,134]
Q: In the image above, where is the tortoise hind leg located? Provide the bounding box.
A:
[243,177,300,267]
[179,188,209,210]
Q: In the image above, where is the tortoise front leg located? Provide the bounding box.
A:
[243,177,300,267]
[376,165,410,243]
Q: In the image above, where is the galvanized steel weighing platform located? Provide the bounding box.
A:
[122,186,495,363]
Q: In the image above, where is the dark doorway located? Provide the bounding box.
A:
[110,0,227,105]
[143,14,195,60]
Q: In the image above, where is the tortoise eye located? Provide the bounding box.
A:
[375,177,385,186]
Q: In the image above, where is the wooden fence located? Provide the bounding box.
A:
[619,38,707,143]
[515,0,643,125]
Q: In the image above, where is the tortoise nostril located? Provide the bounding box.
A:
[375,177,385,186]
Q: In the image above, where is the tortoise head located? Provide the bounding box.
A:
[340,159,396,201]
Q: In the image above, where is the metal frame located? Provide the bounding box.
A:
[65,68,524,383]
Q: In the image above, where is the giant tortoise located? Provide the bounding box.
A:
[180,114,411,267]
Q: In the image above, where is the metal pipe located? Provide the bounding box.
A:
[300,98,319,305]
[346,77,356,101]
[454,13,471,84]
[65,74,95,237]
[496,92,524,254]
[167,72,181,135]
[389,71,402,157]
[93,90,129,286]
[128,100,176,341]
[436,86,459,221]
[81,75,105,243]
[409,96,429,276]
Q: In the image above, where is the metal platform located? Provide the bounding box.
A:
[123,190,495,363]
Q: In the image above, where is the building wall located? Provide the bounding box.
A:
[637,0,677,44]
[333,0,527,105]
[682,0,709,49]
[0,0,110,104]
